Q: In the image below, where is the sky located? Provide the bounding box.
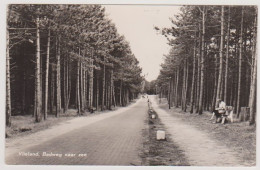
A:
[104,5,181,81]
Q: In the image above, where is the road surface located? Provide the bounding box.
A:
[5,98,147,165]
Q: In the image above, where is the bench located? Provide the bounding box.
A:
[88,107,96,113]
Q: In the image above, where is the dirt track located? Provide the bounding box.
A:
[150,96,248,166]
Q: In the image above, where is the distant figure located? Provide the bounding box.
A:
[210,99,226,123]
[147,98,150,108]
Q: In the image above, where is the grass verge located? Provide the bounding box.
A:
[5,109,79,139]
[6,99,139,139]
[140,106,190,166]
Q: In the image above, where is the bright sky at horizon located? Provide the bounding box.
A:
[104,5,181,81]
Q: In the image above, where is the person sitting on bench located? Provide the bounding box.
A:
[210,99,226,123]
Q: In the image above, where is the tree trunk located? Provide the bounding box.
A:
[168,78,171,109]
[111,70,116,107]
[198,7,206,114]
[106,70,110,109]
[248,11,257,125]
[171,72,176,106]
[205,55,210,111]
[171,76,174,107]
[233,50,238,112]
[77,59,81,115]
[181,62,186,110]
[67,59,71,110]
[83,63,86,110]
[64,56,69,113]
[175,68,179,107]
[56,36,61,117]
[190,40,196,114]
[196,24,201,113]
[40,43,43,114]
[236,7,244,116]
[216,6,224,105]
[43,29,50,119]
[112,85,116,107]
[230,75,234,105]
[63,57,67,113]
[84,68,88,109]
[50,65,55,115]
[102,64,106,110]
[224,6,230,104]
[110,69,114,109]
[220,72,224,100]
[6,27,11,126]
[212,53,218,111]
[181,66,185,110]
[96,72,99,110]
[249,51,257,124]
[35,17,42,122]
[173,70,177,104]
[122,87,125,106]
[22,69,26,115]
[184,59,189,112]
[80,61,84,112]
[126,89,129,104]
[88,60,93,109]
[119,80,122,106]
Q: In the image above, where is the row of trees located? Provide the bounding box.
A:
[6,4,143,126]
[155,5,257,124]
[142,80,157,95]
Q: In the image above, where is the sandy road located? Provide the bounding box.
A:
[150,95,246,166]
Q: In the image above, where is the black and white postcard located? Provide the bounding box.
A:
[1,0,259,169]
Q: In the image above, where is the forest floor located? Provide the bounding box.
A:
[154,97,256,166]
[5,102,136,139]
[6,110,76,139]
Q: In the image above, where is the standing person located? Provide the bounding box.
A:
[210,99,226,123]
